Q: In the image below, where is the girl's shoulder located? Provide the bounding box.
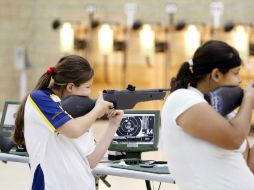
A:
[29,89,59,103]
[169,88,201,100]
[165,88,206,109]
[30,89,51,97]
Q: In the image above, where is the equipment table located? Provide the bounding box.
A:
[0,153,175,190]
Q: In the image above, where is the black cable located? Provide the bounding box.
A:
[158,182,161,190]
[145,180,152,190]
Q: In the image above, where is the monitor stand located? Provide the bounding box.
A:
[125,151,142,159]
[108,151,142,161]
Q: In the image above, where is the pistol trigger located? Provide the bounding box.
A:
[112,102,116,109]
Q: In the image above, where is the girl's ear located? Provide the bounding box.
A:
[210,68,221,82]
[66,83,75,93]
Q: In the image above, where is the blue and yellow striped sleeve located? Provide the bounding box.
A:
[29,90,72,131]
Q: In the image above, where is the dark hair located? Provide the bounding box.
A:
[14,55,94,145]
[170,40,241,92]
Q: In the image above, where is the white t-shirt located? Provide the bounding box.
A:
[24,89,95,190]
[161,87,254,190]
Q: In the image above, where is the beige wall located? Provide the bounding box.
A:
[1,0,254,110]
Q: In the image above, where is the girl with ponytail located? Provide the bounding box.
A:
[14,66,56,145]
[162,40,254,190]
[14,55,123,190]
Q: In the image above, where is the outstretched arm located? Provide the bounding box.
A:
[177,85,254,150]
[57,92,113,138]
[87,110,123,169]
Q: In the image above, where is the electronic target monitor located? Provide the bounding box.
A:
[109,110,160,158]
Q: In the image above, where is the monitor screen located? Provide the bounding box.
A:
[0,101,19,140]
[109,110,160,158]
[0,101,27,155]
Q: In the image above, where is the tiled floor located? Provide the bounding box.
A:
[0,121,253,190]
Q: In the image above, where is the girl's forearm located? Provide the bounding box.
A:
[87,125,118,169]
[230,96,253,143]
[248,144,254,173]
[57,108,100,138]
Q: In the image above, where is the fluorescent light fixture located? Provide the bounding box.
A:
[140,24,155,56]
[233,25,249,60]
[184,25,201,58]
[98,24,113,55]
[60,22,74,53]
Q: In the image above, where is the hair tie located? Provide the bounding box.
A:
[47,66,55,76]
[188,60,194,73]
[188,60,193,67]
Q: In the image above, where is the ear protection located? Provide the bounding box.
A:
[214,74,219,81]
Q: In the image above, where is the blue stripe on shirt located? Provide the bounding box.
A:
[32,164,44,190]
[30,89,71,129]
